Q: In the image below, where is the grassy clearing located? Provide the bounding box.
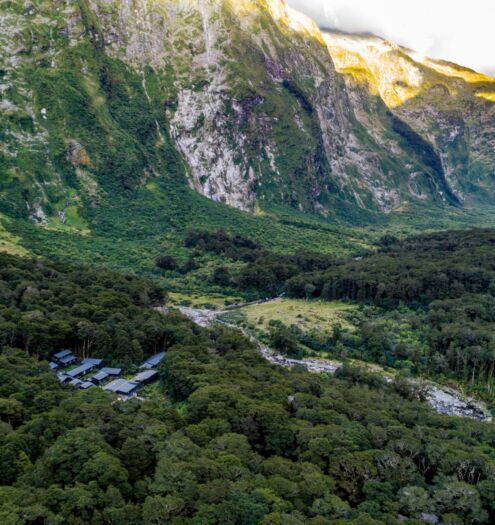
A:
[45,204,90,235]
[0,217,29,256]
[229,298,357,334]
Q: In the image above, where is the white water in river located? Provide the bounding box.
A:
[158,303,492,422]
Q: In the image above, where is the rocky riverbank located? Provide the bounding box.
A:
[172,305,492,422]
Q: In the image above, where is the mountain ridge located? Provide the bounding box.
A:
[1,0,495,263]
[323,29,495,207]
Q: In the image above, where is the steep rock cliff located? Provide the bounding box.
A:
[1,0,494,224]
[324,31,495,206]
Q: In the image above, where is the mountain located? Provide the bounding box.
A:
[3,0,495,233]
[323,30,495,207]
[2,6,495,521]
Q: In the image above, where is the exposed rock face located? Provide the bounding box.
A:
[1,0,494,220]
[425,383,492,421]
[82,0,492,212]
[67,141,93,168]
[324,31,495,206]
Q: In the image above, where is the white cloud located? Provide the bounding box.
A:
[286,0,495,76]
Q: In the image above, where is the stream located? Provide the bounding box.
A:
[166,304,492,422]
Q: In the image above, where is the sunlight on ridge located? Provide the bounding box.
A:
[409,51,495,84]
[232,0,324,41]
[323,32,422,108]
[476,92,495,102]
[323,31,495,108]
[266,0,324,41]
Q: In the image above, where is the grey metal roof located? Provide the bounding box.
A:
[139,352,166,369]
[54,349,72,359]
[101,367,121,375]
[67,363,95,377]
[57,373,70,383]
[49,362,58,369]
[133,370,158,383]
[70,378,82,386]
[82,358,103,366]
[79,381,95,390]
[60,354,76,364]
[91,371,109,382]
[103,379,139,395]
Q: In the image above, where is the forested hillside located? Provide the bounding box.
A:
[0,254,168,363]
[1,255,495,524]
[187,229,495,399]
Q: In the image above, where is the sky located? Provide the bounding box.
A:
[286,0,495,76]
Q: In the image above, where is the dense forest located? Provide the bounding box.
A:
[0,254,174,364]
[286,230,495,304]
[0,255,494,524]
[187,229,495,395]
[286,230,495,392]
[188,229,495,304]
[184,229,337,296]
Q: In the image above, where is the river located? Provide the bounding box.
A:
[159,303,492,422]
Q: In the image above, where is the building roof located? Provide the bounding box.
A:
[91,368,122,383]
[139,352,166,369]
[82,358,103,367]
[90,370,108,382]
[91,371,109,382]
[101,367,122,375]
[60,354,76,364]
[79,381,95,390]
[49,362,59,369]
[103,379,139,395]
[67,363,95,378]
[70,378,82,386]
[133,370,158,383]
[54,349,73,359]
[57,373,70,383]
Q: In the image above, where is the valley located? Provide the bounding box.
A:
[172,298,492,422]
[1,0,495,523]
[1,0,495,274]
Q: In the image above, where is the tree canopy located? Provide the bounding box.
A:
[0,248,494,524]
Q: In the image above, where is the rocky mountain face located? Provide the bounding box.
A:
[1,0,495,224]
[324,31,495,206]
